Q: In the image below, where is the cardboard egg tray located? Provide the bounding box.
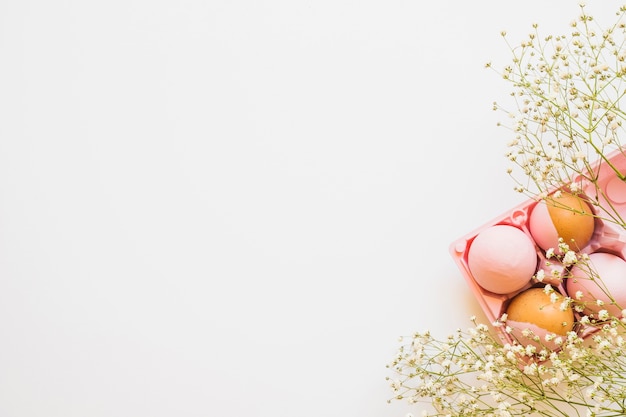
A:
[449,148,626,344]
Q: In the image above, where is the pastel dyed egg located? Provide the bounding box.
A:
[529,193,595,252]
[567,252,626,318]
[505,287,575,350]
[467,225,537,294]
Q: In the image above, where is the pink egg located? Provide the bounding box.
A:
[567,252,626,318]
[467,225,537,294]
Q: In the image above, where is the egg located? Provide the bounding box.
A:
[566,252,626,318]
[467,225,537,294]
[528,192,595,252]
[505,287,575,349]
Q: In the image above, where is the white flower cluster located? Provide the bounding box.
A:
[491,4,626,228]
[387,313,626,416]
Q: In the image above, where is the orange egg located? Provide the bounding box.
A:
[506,287,574,336]
[529,192,595,252]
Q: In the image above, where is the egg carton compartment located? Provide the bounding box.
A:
[582,149,626,257]
[449,148,626,346]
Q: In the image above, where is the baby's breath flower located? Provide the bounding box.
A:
[562,251,578,266]
[550,292,558,303]
[535,269,545,282]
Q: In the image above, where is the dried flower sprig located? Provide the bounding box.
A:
[490,3,626,229]
[387,311,626,417]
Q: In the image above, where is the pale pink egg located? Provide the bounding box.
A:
[467,225,537,294]
[566,252,626,318]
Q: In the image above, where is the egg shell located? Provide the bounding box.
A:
[506,320,562,352]
[505,287,575,350]
[528,193,595,252]
[467,224,537,295]
[528,203,559,253]
[566,252,626,318]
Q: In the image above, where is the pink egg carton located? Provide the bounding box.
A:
[449,147,626,343]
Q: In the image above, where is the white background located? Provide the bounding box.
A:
[0,2,618,417]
